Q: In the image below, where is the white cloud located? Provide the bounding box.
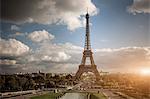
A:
[2,0,98,30]
[51,52,71,62]
[127,0,150,14]
[26,42,81,63]
[95,47,150,72]
[11,25,20,31]
[28,30,55,42]
[0,59,16,65]
[40,51,71,62]
[6,41,81,73]
[33,0,98,30]
[0,38,29,56]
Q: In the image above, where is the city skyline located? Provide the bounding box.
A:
[0,0,150,74]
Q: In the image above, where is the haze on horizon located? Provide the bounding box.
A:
[0,0,150,74]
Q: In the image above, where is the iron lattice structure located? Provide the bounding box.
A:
[75,13,100,81]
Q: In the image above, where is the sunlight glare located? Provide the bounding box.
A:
[140,68,150,76]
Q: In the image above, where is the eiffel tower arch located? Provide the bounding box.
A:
[75,12,100,81]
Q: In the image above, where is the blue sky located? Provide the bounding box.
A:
[0,0,150,73]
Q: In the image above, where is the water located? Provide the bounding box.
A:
[60,93,87,99]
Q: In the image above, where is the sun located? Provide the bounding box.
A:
[140,68,150,76]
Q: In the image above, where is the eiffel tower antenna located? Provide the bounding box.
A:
[87,7,88,13]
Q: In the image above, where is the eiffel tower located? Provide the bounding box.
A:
[75,12,100,81]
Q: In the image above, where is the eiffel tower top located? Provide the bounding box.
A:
[84,12,91,51]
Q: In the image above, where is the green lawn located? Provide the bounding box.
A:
[30,92,63,99]
[90,93,107,99]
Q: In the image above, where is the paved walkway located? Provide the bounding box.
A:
[102,90,124,99]
[85,89,133,99]
[3,90,46,99]
[60,93,87,99]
